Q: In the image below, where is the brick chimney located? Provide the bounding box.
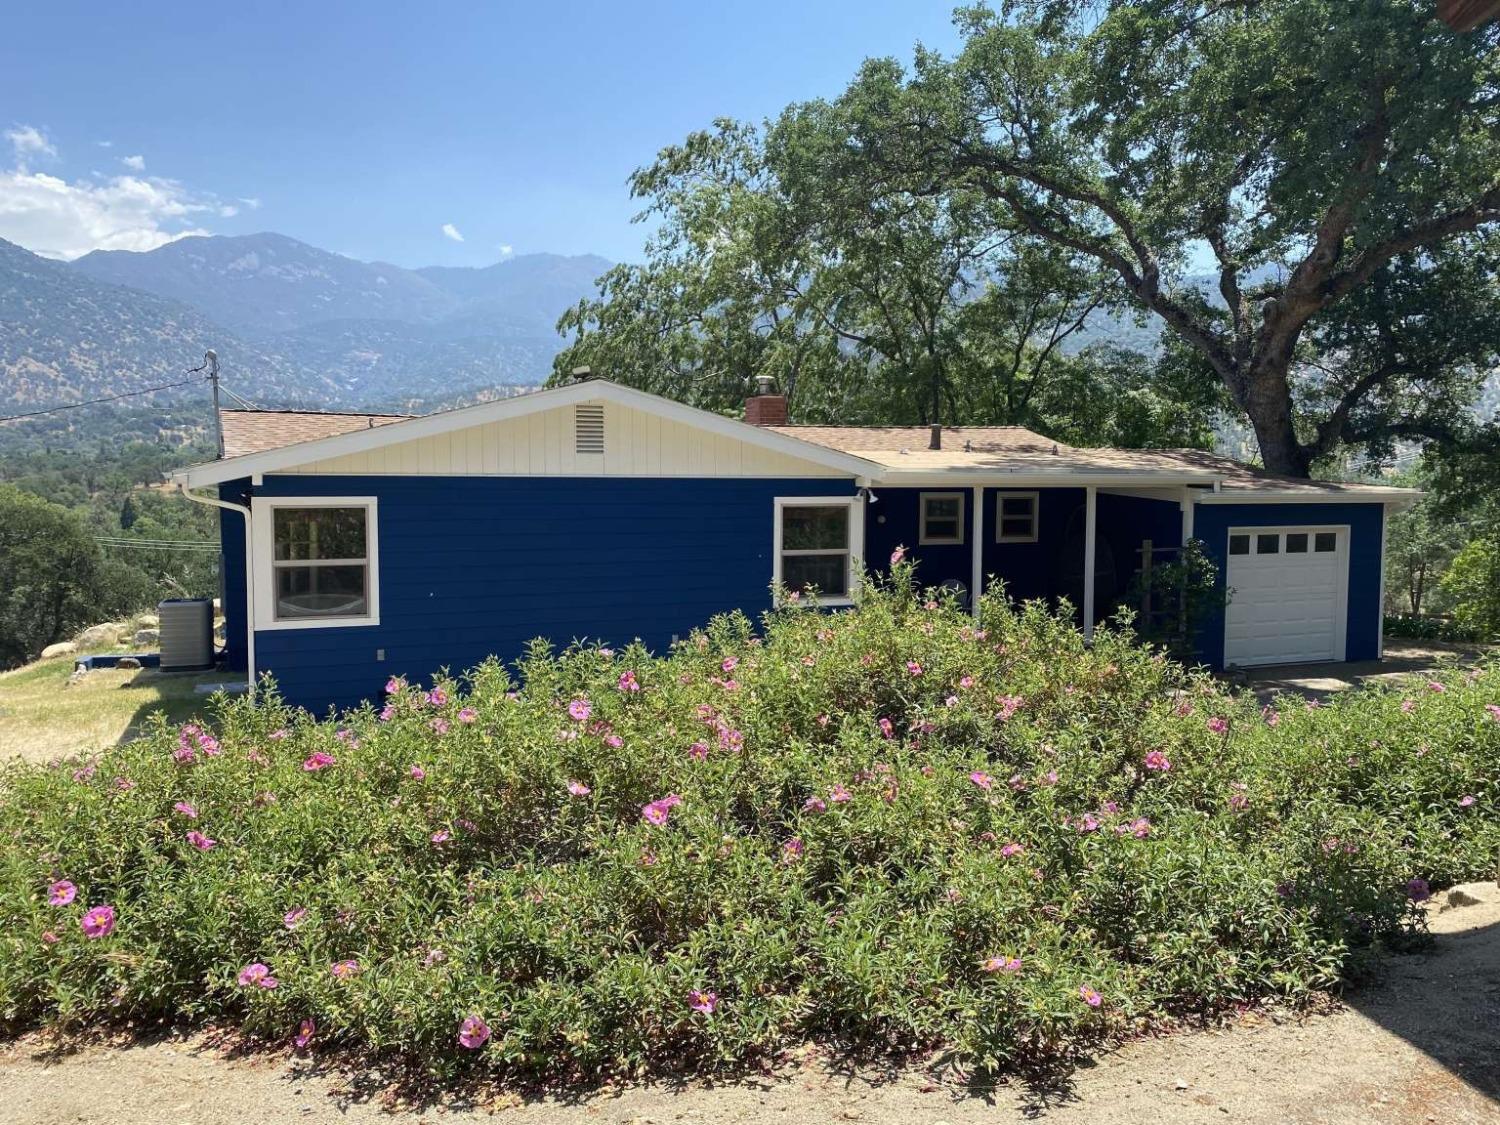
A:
[744,375,788,426]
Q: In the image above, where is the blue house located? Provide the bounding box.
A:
[172,379,1416,713]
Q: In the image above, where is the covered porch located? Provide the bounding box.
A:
[861,483,1195,636]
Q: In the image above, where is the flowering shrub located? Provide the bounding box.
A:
[0,564,1496,1082]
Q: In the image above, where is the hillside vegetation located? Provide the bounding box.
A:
[1,571,1494,1083]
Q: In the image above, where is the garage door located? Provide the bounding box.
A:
[1224,526,1347,667]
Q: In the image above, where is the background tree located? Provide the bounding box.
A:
[1381,467,1465,616]
[813,1,1499,475]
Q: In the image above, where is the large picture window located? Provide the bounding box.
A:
[773,497,861,605]
[253,498,379,629]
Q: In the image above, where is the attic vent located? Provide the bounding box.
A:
[574,403,605,455]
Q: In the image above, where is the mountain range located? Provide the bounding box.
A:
[1,233,610,424]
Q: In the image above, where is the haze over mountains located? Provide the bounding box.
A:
[1,233,609,419]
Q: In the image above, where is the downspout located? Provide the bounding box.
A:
[177,480,255,696]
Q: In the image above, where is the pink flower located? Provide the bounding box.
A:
[80,904,116,939]
[1143,750,1172,772]
[1229,792,1250,812]
[172,748,196,765]
[237,962,271,987]
[330,959,359,980]
[1458,795,1476,808]
[409,764,426,781]
[302,751,336,771]
[721,656,739,673]
[384,677,402,695]
[186,830,217,851]
[1262,706,1280,728]
[781,837,805,862]
[567,780,591,797]
[457,708,477,725]
[604,733,623,749]
[829,783,852,804]
[47,880,77,906]
[567,698,592,722]
[1401,699,1416,713]
[959,675,974,689]
[1406,877,1431,902]
[803,795,827,813]
[1485,704,1500,723]
[41,931,59,944]
[283,907,308,929]
[1207,717,1229,735]
[430,718,450,735]
[890,546,906,565]
[980,955,1022,974]
[1130,818,1152,838]
[1079,985,1102,1008]
[268,728,289,740]
[968,770,993,791]
[431,830,450,844]
[1427,681,1446,693]
[906,661,923,677]
[173,801,198,819]
[427,687,449,706]
[1000,842,1024,858]
[878,717,894,739]
[617,670,641,693]
[996,695,1023,721]
[197,735,222,756]
[379,705,396,722]
[687,741,709,761]
[641,798,675,826]
[688,988,718,1015]
[294,1018,316,1049]
[458,1014,491,1050]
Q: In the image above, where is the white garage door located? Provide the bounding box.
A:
[1224,526,1348,667]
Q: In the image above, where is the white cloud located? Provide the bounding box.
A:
[121,154,145,172]
[96,140,113,149]
[218,204,239,218]
[238,196,261,210]
[497,243,514,258]
[441,222,464,243]
[6,124,57,167]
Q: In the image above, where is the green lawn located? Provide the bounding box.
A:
[0,657,224,765]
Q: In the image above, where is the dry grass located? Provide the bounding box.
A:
[0,657,225,765]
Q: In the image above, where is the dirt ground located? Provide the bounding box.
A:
[2,887,1496,1125]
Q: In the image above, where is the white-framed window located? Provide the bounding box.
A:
[251,497,379,630]
[919,492,965,545]
[772,496,863,607]
[995,491,1039,543]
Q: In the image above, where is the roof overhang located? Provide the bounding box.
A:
[867,470,1222,488]
[170,379,884,488]
[1195,488,1421,508]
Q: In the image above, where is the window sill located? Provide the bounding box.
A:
[255,614,381,632]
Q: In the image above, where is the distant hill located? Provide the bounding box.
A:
[0,234,610,451]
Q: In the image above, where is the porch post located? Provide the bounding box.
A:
[1179,486,1195,544]
[970,484,984,621]
[1083,486,1097,641]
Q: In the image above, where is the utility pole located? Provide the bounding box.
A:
[205,350,223,458]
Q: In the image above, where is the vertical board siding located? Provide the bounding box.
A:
[217,478,250,671]
[281,399,845,478]
[1192,502,1385,668]
[251,475,854,712]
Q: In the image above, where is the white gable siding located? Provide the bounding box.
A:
[280,399,847,478]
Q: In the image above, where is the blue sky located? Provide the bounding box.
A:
[0,2,964,266]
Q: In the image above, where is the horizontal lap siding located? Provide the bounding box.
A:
[1193,502,1385,668]
[252,475,854,713]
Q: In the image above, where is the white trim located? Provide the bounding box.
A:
[994,490,1040,544]
[172,380,882,488]
[1223,523,1350,667]
[1180,486,1195,544]
[251,497,381,631]
[1197,489,1419,506]
[918,491,966,546]
[177,483,256,695]
[970,485,984,622]
[871,470,1222,488]
[1082,487,1097,642]
[772,495,863,608]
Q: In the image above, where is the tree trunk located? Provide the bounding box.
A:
[1243,344,1310,477]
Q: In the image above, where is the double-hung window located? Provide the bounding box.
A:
[773,497,861,606]
[995,491,1039,543]
[253,498,379,629]
[919,492,965,545]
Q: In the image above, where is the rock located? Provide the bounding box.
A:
[133,628,160,646]
[40,641,77,659]
[116,656,142,670]
[76,623,119,647]
[1445,883,1492,909]
[134,613,160,629]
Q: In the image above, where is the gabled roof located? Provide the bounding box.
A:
[221,410,410,458]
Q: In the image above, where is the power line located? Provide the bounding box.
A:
[0,375,207,423]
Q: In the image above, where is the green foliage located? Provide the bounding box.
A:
[1382,615,1485,644]
[1382,466,1467,617]
[1440,537,1500,639]
[0,485,148,668]
[1125,539,1228,660]
[2,573,1496,1083]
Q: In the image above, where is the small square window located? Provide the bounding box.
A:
[995,492,1039,543]
[1256,533,1280,554]
[1229,534,1250,555]
[1286,533,1309,553]
[1314,532,1338,553]
[919,493,965,545]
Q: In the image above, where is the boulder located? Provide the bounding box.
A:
[133,628,160,647]
[134,613,160,629]
[76,623,119,647]
[116,656,142,670]
[41,641,78,659]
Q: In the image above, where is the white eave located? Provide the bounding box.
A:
[170,379,885,488]
[1194,488,1421,506]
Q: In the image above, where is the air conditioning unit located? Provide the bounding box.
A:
[158,598,215,672]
